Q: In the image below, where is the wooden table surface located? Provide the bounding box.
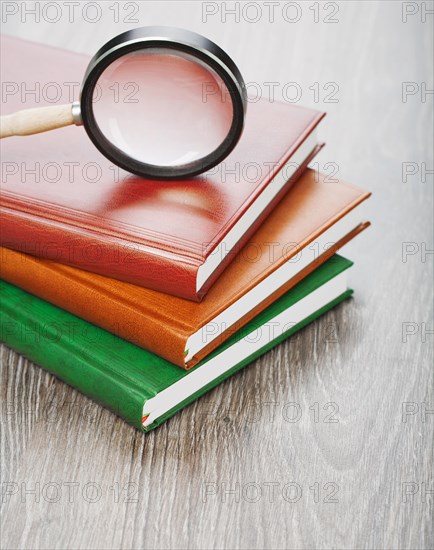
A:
[1,2,433,549]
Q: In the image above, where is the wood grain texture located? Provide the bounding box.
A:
[1,2,433,549]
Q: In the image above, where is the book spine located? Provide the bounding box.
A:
[0,207,201,301]
[0,280,147,429]
[0,246,190,368]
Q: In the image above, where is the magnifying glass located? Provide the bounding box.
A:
[0,26,247,180]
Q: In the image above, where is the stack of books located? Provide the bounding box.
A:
[0,35,371,432]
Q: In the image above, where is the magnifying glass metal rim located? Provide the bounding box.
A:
[77,26,247,180]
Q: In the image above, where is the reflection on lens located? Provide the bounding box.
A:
[92,49,234,167]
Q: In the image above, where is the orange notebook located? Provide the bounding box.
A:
[0,170,370,369]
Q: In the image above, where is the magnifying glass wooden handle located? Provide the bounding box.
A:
[0,104,75,138]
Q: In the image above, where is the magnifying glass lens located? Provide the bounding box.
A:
[92,49,234,168]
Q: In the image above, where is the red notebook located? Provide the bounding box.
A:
[0,35,324,301]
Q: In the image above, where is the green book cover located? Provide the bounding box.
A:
[0,255,353,432]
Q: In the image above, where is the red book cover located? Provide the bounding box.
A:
[0,35,325,301]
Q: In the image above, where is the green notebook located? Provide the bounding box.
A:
[0,256,353,432]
